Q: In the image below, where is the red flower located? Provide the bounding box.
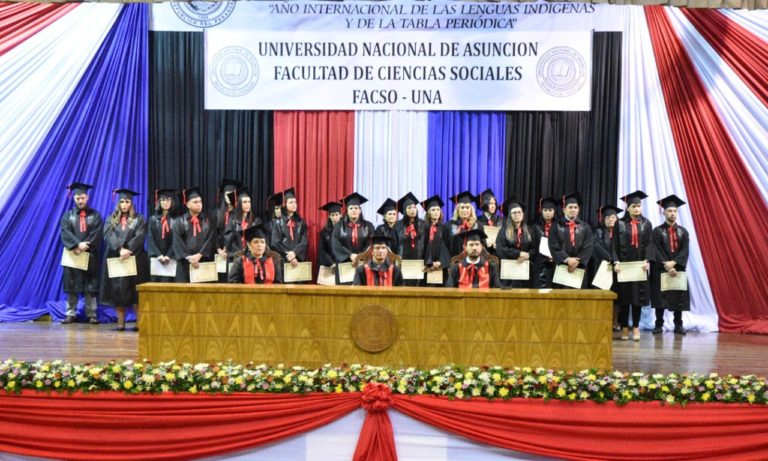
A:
[361,383,392,413]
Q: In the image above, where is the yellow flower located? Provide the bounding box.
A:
[112,366,121,373]
[587,374,597,381]
[747,394,756,403]
[538,375,548,384]
[282,375,292,384]
[471,388,481,397]
[123,381,133,390]
[662,385,670,393]
[335,384,343,393]
[622,390,632,400]
[54,381,61,388]
[499,388,509,397]
[433,376,444,385]
[455,390,464,399]
[165,373,176,381]
[568,393,576,400]
[454,382,462,390]
[665,395,675,404]
[217,370,226,377]
[7,381,16,389]
[556,387,566,397]
[41,365,50,372]
[36,380,43,388]
[110,382,120,391]
[492,373,501,382]
[189,385,198,394]
[398,385,407,393]
[705,380,715,389]
[327,370,338,379]
[274,369,284,378]
[580,391,589,399]
[464,372,474,380]
[68,380,75,388]
[701,392,711,402]
[683,378,692,387]
[378,371,389,380]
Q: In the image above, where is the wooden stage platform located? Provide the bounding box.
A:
[2,319,768,376]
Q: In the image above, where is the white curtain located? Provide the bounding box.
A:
[721,9,768,43]
[0,4,121,210]
[619,6,718,332]
[353,111,429,226]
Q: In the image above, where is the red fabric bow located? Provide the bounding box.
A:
[361,383,392,413]
[287,218,295,241]
[429,223,438,242]
[190,216,201,237]
[79,210,86,232]
[405,224,417,249]
[630,219,639,248]
[349,221,360,247]
[161,216,170,239]
[544,222,551,238]
[516,228,523,249]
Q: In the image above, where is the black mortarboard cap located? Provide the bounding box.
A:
[67,182,93,196]
[281,187,296,202]
[370,230,392,245]
[421,195,444,210]
[320,201,342,214]
[182,187,202,205]
[597,205,623,222]
[113,188,139,201]
[226,187,251,205]
[242,220,268,241]
[476,188,495,209]
[562,191,582,207]
[154,188,177,206]
[620,190,648,205]
[218,179,242,193]
[376,198,398,216]
[397,192,419,211]
[460,228,487,242]
[450,191,476,205]
[538,196,558,212]
[657,194,686,209]
[342,192,368,207]
[501,196,524,217]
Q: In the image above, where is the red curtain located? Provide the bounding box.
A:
[273,111,355,271]
[0,3,78,57]
[645,6,768,334]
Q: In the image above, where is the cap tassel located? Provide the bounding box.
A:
[538,198,543,214]
[154,190,159,207]
[182,190,187,206]
[112,189,117,202]
[67,185,72,199]
[598,207,603,223]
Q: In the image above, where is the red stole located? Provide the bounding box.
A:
[458,260,490,288]
[364,264,394,286]
[668,224,678,253]
[79,210,87,232]
[242,256,275,284]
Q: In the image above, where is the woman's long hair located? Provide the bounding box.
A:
[110,201,137,228]
[504,211,531,242]
[451,205,477,227]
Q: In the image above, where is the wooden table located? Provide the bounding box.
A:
[137,283,615,370]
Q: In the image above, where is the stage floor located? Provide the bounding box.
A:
[1,321,767,376]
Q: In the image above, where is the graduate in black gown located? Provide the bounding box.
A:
[172,187,216,282]
[331,192,375,284]
[215,179,242,282]
[395,192,424,286]
[375,198,400,254]
[100,189,149,331]
[224,187,259,260]
[532,197,558,288]
[548,192,593,289]
[446,229,500,288]
[147,189,178,283]
[476,188,500,256]
[228,221,283,284]
[352,232,404,287]
[60,182,103,324]
[614,191,653,341]
[448,191,485,257]
[265,192,284,248]
[421,195,451,286]
[495,196,539,288]
[651,195,690,335]
[591,205,622,331]
[318,201,343,269]
[271,188,309,271]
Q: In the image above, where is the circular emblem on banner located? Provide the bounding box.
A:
[171,1,236,28]
[210,47,259,97]
[536,46,587,98]
[350,305,397,353]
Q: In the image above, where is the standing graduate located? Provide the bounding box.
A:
[352,232,404,287]
[147,189,178,283]
[228,221,283,284]
[421,195,451,286]
[264,192,284,248]
[60,182,103,324]
[318,201,343,268]
[614,191,653,341]
[532,197,558,288]
[271,188,309,268]
[331,192,375,284]
[476,188,501,227]
[651,195,690,335]
[448,191,485,257]
[495,196,539,288]
[395,192,424,286]
[224,187,258,259]
[591,205,622,331]
[446,229,500,288]
[100,189,149,332]
[215,179,242,281]
[548,192,594,289]
[375,198,400,254]
[172,187,216,282]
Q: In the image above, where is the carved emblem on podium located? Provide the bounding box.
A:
[350,305,397,353]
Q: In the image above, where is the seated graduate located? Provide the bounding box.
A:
[352,231,404,287]
[446,228,500,288]
[228,221,283,284]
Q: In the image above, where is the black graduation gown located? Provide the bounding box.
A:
[421,220,451,285]
[477,213,501,256]
[495,223,539,288]
[446,256,500,288]
[271,214,309,262]
[448,220,485,257]
[375,223,400,256]
[171,212,216,282]
[60,207,103,294]
[331,216,375,263]
[548,217,594,289]
[396,218,424,286]
[147,213,175,282]
[318,223,335,268]
[228,253,283,284]
[532,221,556,288]
[650,223,690,311]
[591,226,619,302]
[100,214,149,306]
[224,212,259,257]
[614,216,653,305]
[352,260,404,286]
[214,206,233,282]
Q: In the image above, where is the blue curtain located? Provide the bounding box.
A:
[0,5,148,322]
[427,112,507,219]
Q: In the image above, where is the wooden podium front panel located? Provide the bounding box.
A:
[137,284,615,371]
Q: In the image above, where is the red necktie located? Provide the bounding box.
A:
[544,222,551,238]
[120,216,127,231]
[161,216,170,239]
[406,224,417,249]
[429,223,438,242]
[190,216,201,237]
[466,264,478,285]
[516,228,522,249]
[287,218,295,241]
[669,224,678,253]
[377,269,387,286]
[79,210,87,232]
[630,219,639,248]
[349,222,360,247]
[461,221,471,231]
[254,258,263,281]
[224,210,230,226]
[488,217,494,226]
[568,220,576,246]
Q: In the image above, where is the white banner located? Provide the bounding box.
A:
[205,29,593,110]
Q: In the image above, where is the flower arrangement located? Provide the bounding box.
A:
[1,359,766,405]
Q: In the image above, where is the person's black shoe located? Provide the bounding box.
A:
[89,317,99,325]
[674,327,687,335]
[652,326,663,335]
[61,316,76,324]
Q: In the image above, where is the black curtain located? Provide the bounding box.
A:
[149,32,273,213]
[505,32,622,226]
